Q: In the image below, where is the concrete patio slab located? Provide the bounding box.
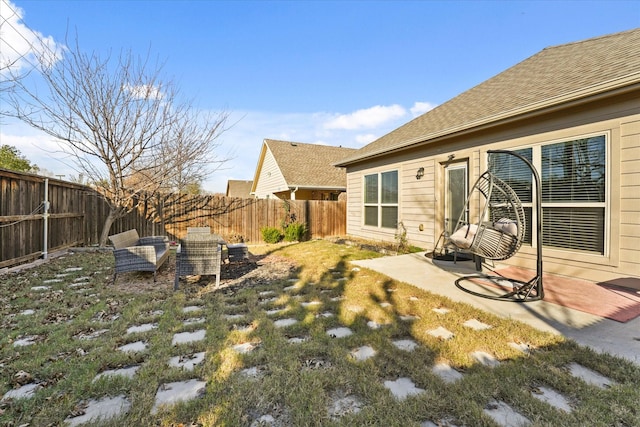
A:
[352,252,640,365]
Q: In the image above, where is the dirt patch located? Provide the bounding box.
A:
[108,252,298,296]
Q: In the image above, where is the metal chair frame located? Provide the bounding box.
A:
[451,150,544,302]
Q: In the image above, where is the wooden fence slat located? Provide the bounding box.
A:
[1,169,346,268]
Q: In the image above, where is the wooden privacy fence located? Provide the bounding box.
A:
[1,169,346,269]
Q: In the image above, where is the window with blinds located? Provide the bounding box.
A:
[490,135,606,255]
[363,170,398,228]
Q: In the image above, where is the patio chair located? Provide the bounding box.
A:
[448,150,544,302]
[108,229,170,284]
[175,233,222,290]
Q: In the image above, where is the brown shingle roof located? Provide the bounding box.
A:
[226,180,253,198]
[265,139,357,188]
[337,28,640,166]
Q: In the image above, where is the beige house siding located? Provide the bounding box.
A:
[253,147,288,199]
[619,118,640,281]
[345,107,640,288]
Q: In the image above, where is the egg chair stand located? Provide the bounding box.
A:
[453,150,544,302]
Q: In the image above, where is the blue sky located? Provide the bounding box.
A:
[1,0,639,193]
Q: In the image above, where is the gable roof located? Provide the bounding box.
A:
[226,180,253,198]
[336,28,640,166]
[256,139,357,189]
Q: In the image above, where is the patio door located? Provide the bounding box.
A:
[445,162,468,235]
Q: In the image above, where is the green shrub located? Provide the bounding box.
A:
[284,222,307,242]
[261,226,283,244]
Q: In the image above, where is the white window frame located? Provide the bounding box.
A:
[363,170,399,229]
[490,131,609,257]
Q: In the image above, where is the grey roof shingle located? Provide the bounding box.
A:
[337,28,640,166]
[265,139,357,188]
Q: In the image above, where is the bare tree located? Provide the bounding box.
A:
[4,39,230,245]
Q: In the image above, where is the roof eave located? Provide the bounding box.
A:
[335,73,640,167]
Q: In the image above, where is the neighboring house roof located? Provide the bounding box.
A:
[226,180,253,198]
[252,139,357,191]
[336,28,640,166]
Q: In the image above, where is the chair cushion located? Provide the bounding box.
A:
[449,224,477,249]
[494,218,518,236]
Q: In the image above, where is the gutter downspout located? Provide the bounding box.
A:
[43,178,50,259]
[290,186,298,200]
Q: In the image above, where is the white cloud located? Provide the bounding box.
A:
[410,101,437,117]
[355,133,377,145]
[2,100,434,193]
[324,104,407,130]
[124,83,164,100]
[0,0,63,75]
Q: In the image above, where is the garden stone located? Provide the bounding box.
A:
[13,336,38,347]
[483,400,531,427]
[19,309,35,316]
[392,339,418,351]
[350,345,376,361]
[65,395,131,426]
[327,327,353,338]
[399,315,419,321]
[432,363,463,383]
[301,300,321,308]
[567,363,615,388]
[428,326,455,340]
[432,307,450,314]
[509,342,531,354]
[224,313,246,320]
[463,319,492,330]
[31,286,50,291]
[151,379,206,414]
[183,317,206,325]
[64,267,83,272]
[530,386,573,412]
[316,311,334,318]
[384,377,425,400]
[328,393,363,420]
[172,329,206,345]
[2,383,40,400]
[126,323,157,334]
[233,342,258,353]
[169,352,206,370]
[274,318,297,328]
[288,336,308,344]
[93,365,140,382]
[182,306,202,313]
[117,341,147,353]
[471,351,500,367]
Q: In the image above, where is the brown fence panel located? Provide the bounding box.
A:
[2,168,346,269]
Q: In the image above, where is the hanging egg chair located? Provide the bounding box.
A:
[449,150,544,302]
